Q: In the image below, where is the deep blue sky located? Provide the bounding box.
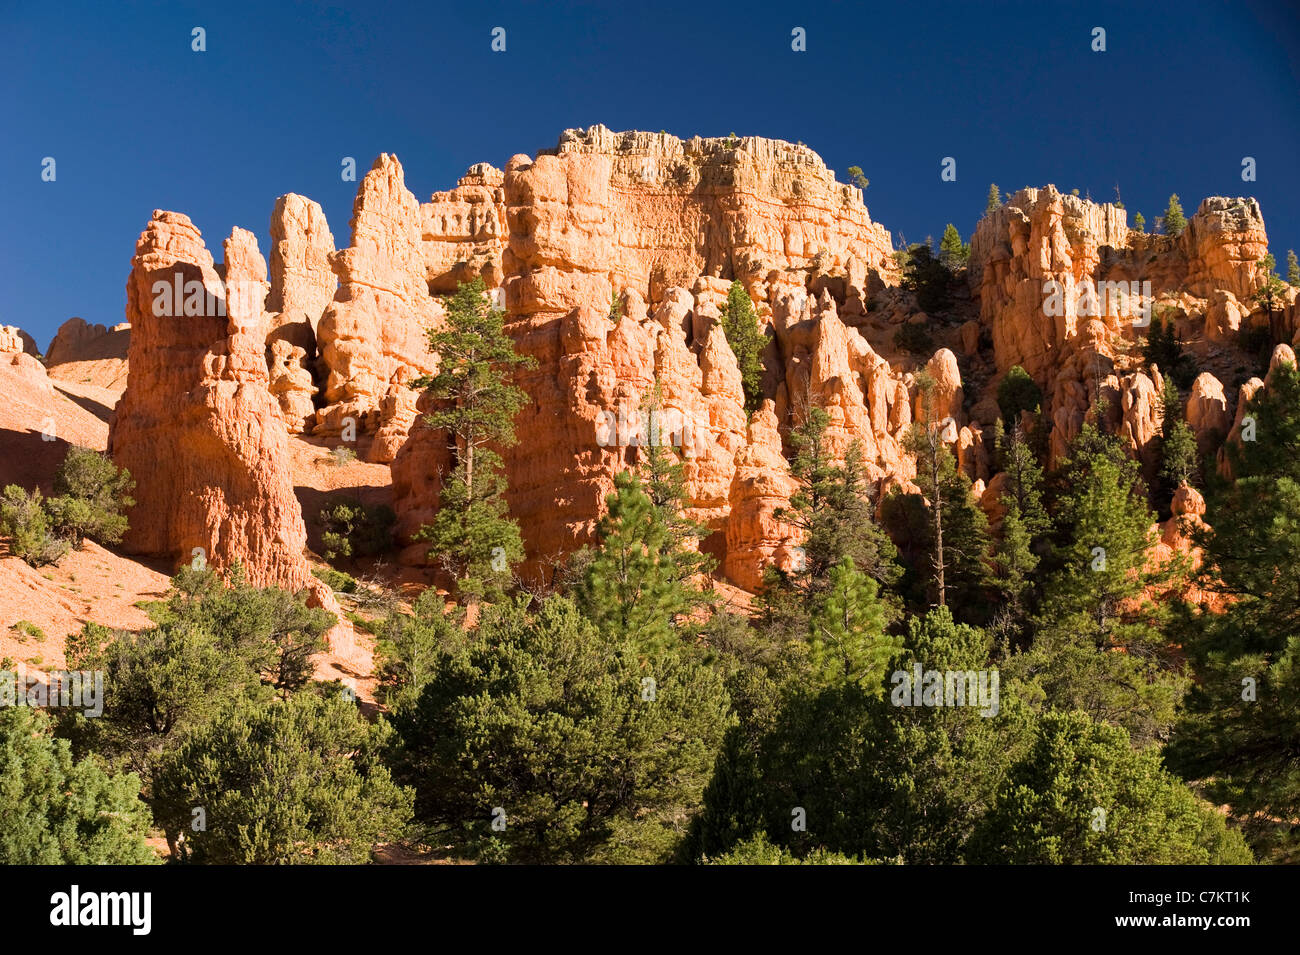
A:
[3,0,1298,349]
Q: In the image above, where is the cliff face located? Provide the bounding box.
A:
[391,126,904,580]
[970,185,1273,470]
[78,126,1292,595]
[108,212,313,591]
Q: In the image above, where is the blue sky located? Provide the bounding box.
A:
[3,0,1298,348]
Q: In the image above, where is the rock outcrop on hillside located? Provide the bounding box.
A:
[108,211,315,592]
[313,155,442,457]
[66,126,1283,596]
[1,324,40,356]
[422,162,508,293]
[391,126,906,580]
[971,185,1271,473]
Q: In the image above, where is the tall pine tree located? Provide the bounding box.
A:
[411,278,536,603]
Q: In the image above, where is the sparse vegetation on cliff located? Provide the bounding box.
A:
[719,280,766,415]
[1162,193,1187,237]
[410,278,536,602]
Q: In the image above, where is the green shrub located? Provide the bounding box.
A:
[996,365,1043,423]
[0,485,69,567]
[319,498,396,563]
[703,833,877,865]
[47,446,135,548]
[151,692,412,864]
[11,620,46,643]
[312,566,357,594]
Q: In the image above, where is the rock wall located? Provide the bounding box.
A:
[391,127,906,582]
[108,212,313,591]
[314,155,443,455]
[422,162,508,293]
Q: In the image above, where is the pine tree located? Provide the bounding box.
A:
[992,424,1050,635]
[901,244,951,313]
[1133,211,1146,234]
[938,223,970,271]
[805,557,898,690]
[719,280,766,414]
[576,470,702,652]
[410,277,536,602]
[1159,376,1198,488]
[846,165,869,190]
[985,184,1001,214]
[1163,193,1187,237]
[1011,423,1188,745]
[904,374,991,614]
[996,365,1043,424]
[765,406,900,633]
[1288,249,1299,286]
[636,381,714,586]
[1253,254,1288,332]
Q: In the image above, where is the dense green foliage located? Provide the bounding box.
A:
[47,446,135,548]
[390,596,731,863]
[0,707,156,864]
[996,365,1042,424]
[152,691,411,863]
[1168,361,1300,860]
[968,711,1250,864]
[719,280,766,414]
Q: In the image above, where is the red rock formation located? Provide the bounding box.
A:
[0,325,39,356]
[266,193,336,352]
[1186,372,1230,457]
[422,163,507,293]
[972,185,1270,475]
[108,212,313,591]
[725,403,798,591]
[392,127,905,583]
[315,155,441,450]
